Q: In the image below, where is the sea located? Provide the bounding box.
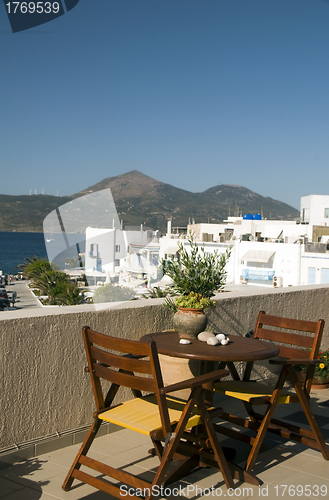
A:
[0,232,47,276]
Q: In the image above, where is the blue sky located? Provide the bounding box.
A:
[1,0,329,210]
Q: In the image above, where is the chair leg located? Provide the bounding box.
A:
[288,368,329,460]
[150,438,164,460]
[62,417,102,491]
[148,387,234,498]
[147,397,199,500]
[197,396,235,489]
[245,368,287,472]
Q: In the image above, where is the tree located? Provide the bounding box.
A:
[55,282,85,305]
[31,269,68,305]
[16,255,47,273]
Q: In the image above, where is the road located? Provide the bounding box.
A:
[2,280,42,310]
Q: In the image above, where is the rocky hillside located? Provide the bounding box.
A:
[0,170,299,232]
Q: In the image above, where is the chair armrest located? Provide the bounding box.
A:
[159,369,229,394]
[269,359,320,366]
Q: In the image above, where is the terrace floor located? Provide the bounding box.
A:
[1,389,329,500]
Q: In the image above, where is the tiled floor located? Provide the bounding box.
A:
[1,389,329,500]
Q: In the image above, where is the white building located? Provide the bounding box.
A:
[236,239,301,287]
[85,195,329,290]
[84,226,160,286]
[162,198,329,288]
[300,195,329,226]
[187,217,311,244]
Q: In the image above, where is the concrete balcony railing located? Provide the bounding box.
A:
[1,284,329,464]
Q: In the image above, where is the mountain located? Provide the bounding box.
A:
[0,194,71,233]
[0,170,299,232]
[73,170,299,229]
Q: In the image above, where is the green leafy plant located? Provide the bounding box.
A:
[296,350,329,383]
[161,234,231,306]
[16,255,47,273]
[92,283,135,303]
[174,292,215,310]
[141,286,175,299]
[163,295,178,313]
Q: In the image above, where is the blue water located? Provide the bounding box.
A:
[0,232,47,275]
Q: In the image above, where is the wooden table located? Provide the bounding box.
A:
[141,330,280,486]
[142,329,280,405]
[141,330,280,387]
[141,330,280,364]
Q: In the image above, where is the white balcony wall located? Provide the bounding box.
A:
[188,220,310,243]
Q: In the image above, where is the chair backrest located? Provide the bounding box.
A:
[82,326,172,434]
[253,311,325,392]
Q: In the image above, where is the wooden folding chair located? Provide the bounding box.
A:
[63,326,242,498]
[213,311,329,473]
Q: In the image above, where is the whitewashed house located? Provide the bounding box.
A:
[85,226,160,286]
[162,198,329,288]
[300,195,329,227]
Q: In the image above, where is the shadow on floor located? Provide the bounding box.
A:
[0,457,49,499]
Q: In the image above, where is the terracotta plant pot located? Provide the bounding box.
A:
[310,376,329,390]
[173,307,207,340]
[297,371,329,390]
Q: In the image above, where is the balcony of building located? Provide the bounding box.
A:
[1,284,329,498]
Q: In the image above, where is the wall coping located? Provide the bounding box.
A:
[1,283,329,321]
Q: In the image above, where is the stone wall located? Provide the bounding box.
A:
[1,284,328,452]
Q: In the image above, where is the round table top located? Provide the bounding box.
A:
[140,330,280,362]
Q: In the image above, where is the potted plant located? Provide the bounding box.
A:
[296,350,329,389]
[162,235,231,339]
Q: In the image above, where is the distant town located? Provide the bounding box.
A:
[46,193,329,296]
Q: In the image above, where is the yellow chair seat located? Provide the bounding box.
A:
[214,381,292,404]
[99,394,202,435]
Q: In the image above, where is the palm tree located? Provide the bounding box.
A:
[32,270,68,305]
[16,255,47,274]
[19,256,86,305]
[56,284,85,305]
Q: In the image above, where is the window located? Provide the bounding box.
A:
[321,268,329,284]
[115,245,120,252]
[301,208,309,222]
[308,267,316,284]
[90,243,98,257]
[325,209,329,218]
[115,259,120,267]
[150,253,159,266]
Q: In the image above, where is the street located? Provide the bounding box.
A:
[1,280,42,311]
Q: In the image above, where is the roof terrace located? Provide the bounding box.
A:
[1,284,329,498]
